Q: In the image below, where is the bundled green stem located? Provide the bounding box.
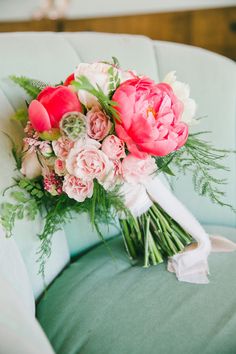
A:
[119,202,192,267]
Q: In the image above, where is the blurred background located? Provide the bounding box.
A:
[0,0,235,60]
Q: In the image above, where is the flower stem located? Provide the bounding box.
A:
[119,201,192,267]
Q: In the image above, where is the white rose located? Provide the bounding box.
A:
[164,71,197,125]
[20,151,42,179]
[74,62,135,108]
[98,159,122,191]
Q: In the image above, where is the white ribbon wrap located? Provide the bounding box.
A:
[122,176,236,284]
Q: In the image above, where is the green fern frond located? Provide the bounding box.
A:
[10,75,48,99]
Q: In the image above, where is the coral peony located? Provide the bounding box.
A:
[29,86,82,132]
[113,77,188,158]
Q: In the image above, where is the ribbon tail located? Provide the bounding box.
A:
[210,235,236,253]
[144,176,211,284]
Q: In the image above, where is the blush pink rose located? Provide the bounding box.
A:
[63,175,93,202]
[52,137,74,159]
[122,154,157,184]
[54,159,67,176]
[66,141,112,181]
[86,107,112,141]
[28,86,82,132]
[101,135,126,160]
[113,77,188,158]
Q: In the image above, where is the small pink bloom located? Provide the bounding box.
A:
[101,135,126,160]
[122,155,157,184]
[86,107,112,141]
[66,142,112,181]
[44,172,63,196]
[113,77,188,158]
[63,175,93,202]
[52,137,74,159]
[54,159,67,176]
[24,122,39,139]
[28,86,82,132]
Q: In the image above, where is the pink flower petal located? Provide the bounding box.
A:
[28,100,51,132]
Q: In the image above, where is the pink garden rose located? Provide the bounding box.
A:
[28,86,82,132]
[52,137,74,159]
[101,135,126,160]
[63,175,93,202]
[54,159,67,176]
[113,77,188,158]
[86,107,112,141]
[66,141,112,181]
[122,154,157,184]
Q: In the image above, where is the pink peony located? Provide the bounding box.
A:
[101,135,126,160]
[66,141,112,181]
[63,175,93,202]
[86,107,112,141]
[54,158,67,176]
[52,137,74,159]
[112,77,188,158]
[28,86,82,132]
[122,154,157,184]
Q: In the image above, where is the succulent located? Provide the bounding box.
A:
[60,112,87,140]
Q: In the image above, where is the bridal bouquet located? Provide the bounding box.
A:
[1,58,235,282]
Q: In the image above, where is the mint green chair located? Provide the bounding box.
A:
[0,32,235,354]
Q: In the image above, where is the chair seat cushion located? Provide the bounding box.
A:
[37,226,236,354]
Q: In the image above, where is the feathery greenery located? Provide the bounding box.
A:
[173,132,235,210]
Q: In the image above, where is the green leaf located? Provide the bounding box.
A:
[11,108,28,126]
[1,131,22,170]
[112,57,120,68]
[11,191,28,203]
